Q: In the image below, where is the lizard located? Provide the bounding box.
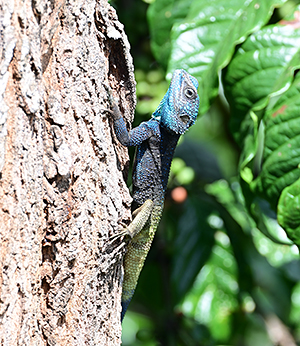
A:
[108,69,200,321]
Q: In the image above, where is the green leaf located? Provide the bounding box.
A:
[180,233,239,341]
[206,179,294,317]
[147,0,194,67]
[290,282,300,331]
[250,197,294,246]
[205,179,254,232]
[168,0,287,114]
[238,111,261,186]
[171,196,216,302]
[251,227,298,266]
[224,21,300,144]
[278,178,300,247]
[254,72,300,207]
[222,9,300,245]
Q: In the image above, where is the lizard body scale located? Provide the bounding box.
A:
[109,69,200,321]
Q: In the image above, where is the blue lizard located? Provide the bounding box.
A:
[109,69,199,320]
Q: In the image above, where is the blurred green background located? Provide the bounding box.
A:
[110,0,300,344]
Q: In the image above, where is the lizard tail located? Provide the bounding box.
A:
[121,297,132,321]
[120,204,161,321]
[120,233,153,321]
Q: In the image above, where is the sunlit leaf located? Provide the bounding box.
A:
[224,21,300,144]
[253,73,300,211]
[147,0,194,67]
[251,228,299,266]
[180,233,239,341]
[168,0,287,114]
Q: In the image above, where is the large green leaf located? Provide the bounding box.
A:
[224,22,300,143]
[206,180,293,321]
[253,72,300,208]
[167,0,287,114]
[278,178,300,247]
[222,9,300,247]
[171,195,216,302]
[147,0,194,67]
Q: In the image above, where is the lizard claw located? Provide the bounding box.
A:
[103,229,130,253]
[109,228,132,244]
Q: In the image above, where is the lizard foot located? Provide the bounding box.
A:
[107,199,154,248]
[109,228,132,244]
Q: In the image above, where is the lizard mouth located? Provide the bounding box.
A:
[180,114,190,124]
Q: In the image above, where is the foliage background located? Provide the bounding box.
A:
[111,0,300,344]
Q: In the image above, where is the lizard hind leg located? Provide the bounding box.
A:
[109,199,154,243]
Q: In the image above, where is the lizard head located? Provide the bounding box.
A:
[152,69,199,134]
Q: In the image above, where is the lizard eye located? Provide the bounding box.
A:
[184,87,196,99]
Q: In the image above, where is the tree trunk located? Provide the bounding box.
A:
[0,0,135,344]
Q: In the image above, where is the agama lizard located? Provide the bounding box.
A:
[109,69,200,321]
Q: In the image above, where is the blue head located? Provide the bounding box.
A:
[152,69,199,134]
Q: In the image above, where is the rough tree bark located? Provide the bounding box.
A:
[0,0,135,344]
